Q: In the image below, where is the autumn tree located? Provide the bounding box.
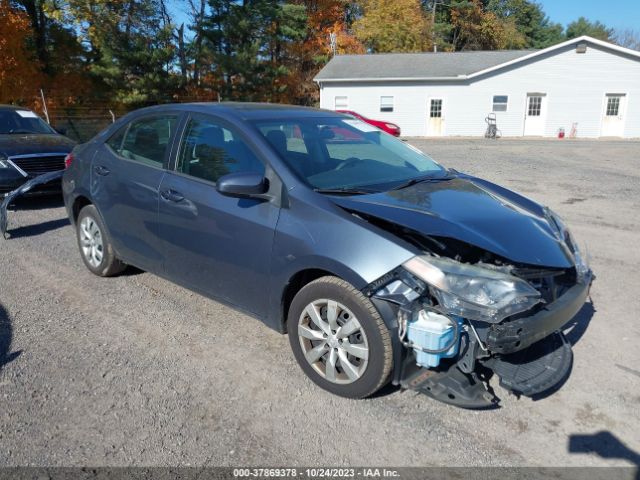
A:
[0,1,44,104]
[286,0,364,104]
[437,0,526,51]
[353,0,432,53]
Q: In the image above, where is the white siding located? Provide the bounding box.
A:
[319,44,640,138]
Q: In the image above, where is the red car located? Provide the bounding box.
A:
[336,110,401,137]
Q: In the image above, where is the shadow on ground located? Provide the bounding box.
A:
[564,299,596,346]
[7,217,69,239]
[0,302,21,373]
[569,431,640,477]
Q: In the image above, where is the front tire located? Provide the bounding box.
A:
[288,276,393,399]
[76,205,126,277]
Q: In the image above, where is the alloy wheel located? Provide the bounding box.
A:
[298,299,369,384]
[79,216,104,268]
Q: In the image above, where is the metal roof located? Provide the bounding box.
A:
[314,36,640,83]
[314,50,535,81]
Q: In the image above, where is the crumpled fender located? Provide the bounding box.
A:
[1,170,64,239]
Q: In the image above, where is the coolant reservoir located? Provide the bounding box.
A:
[407,310,460,368]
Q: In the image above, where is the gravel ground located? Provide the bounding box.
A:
[0,139,639,467]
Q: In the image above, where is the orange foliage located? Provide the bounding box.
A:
[0,1,45,106]
[287,1,364,104]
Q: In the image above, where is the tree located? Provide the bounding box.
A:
[565,17,613,41]
[353,0,432,53]
[486,0,563,48]
[0,0,45,104]
[61,0,179,105]
[614,29,640,51]
[446,0,526,51]
[201,0,307,102]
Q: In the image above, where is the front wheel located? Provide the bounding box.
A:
[288,276,393,398]
[76,205,126,277]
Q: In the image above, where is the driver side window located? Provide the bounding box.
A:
[176,117,264,183]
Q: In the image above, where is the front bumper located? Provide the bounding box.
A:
[1,172,61,197]
[485,274,592,354]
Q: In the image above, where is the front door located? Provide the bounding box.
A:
[92,114,179,271]
[524,94,547,136]
[158,114,280,315]
[427,98,445,136]
[601,94,626,137]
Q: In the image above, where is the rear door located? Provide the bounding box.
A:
[158,113,280,315]
[91,113,180,272]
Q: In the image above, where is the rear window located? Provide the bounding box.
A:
[107,115,178,167]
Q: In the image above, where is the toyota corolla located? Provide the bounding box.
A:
[62,103,592,408]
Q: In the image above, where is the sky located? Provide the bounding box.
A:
[167,0,640,33]
[539,0,640,31]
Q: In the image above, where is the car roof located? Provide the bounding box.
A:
[126,102,344,121]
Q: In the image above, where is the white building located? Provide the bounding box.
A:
[315,36,640,138]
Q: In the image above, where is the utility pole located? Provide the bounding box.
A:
[431,0,439,53]
[329,32,337,56]
[40,89,50,124]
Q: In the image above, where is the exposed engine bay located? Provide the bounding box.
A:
[363,226,592,409]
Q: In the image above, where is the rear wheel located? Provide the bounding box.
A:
[288,276,393,398]
[76,205,126,277]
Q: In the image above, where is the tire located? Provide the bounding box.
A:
[288,276,393,399]
[76,204,126,277]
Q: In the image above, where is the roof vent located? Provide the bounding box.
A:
[576,42,587,54]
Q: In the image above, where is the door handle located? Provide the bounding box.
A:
[94,165,110,176]
[160,189,185,203]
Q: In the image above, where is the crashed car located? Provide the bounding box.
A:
[60,103,591,408]
[0,105,74,197]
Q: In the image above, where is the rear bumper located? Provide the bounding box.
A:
[485,274,592,354]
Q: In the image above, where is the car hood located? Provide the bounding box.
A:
[330,175,574,268]
[0,134,75,157]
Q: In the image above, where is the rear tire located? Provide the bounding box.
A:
[288,276,393,399]
[76,205,126,277]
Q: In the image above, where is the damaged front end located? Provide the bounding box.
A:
[364,231,592,409]
[0,170,65,238]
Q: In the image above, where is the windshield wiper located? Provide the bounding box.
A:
[390,173,456,191]
[314,187,376,196]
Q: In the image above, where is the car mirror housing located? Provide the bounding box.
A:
[216,172,269,198]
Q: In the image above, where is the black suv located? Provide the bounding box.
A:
[0,105,74,196]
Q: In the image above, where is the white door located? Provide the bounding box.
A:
[523,94,547,136]
[601,94,626,137]
[428,98,445,136]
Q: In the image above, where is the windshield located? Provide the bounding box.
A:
[0,109,56,135]
[253,116,445,192]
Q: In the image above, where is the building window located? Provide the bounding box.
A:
[606,96,621,116]
[430,99,442,118]
[528,96,542,116]
[380,96,394,112]
[334,96,348,110]
[492,95,508,112]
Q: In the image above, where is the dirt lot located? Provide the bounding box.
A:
[0,139,639,467]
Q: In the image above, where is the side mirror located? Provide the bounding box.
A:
[216,172,269,198]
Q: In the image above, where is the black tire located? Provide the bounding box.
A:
[76,204,126,277]
[288,276,393,399]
